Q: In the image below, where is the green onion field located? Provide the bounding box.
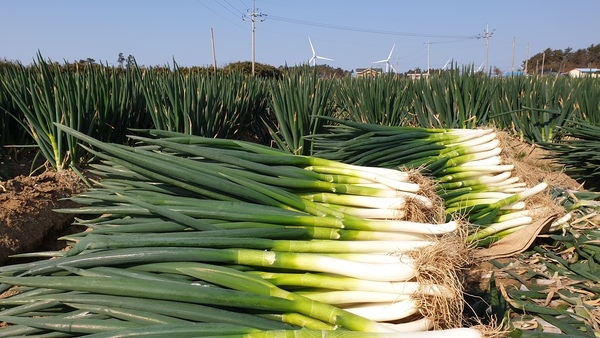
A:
[0,55,598,337]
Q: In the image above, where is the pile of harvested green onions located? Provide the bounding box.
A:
[0,125,492,337]
[307,117,551,246]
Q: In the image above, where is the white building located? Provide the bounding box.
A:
[567,68,600,78]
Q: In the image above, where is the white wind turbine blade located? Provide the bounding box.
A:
[387,44,395,60]
[308,37,316,57]
[441,58,452,70]
[384,44,395,73]
[308,37,333,65]
[476,61,485,72]
[308,37,317,65]
[317,56,334,62]
[372,44,396,73]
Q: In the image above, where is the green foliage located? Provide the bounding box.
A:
[223,61,282,78]
[0,53,149,171]
[335,74,413,126]
[412,66,492,129]
[2,55,599,186]
[139,63,270,140]
[525,44,600,73]
[490,75,596,143]
[539,121,600,191]
[0,64,29,147]
[267,68,335,155]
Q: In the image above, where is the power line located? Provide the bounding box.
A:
[216,0,244,16]
[194,0,244,28]
[267,15,479,40]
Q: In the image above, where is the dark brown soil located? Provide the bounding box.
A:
[0,156,88,265]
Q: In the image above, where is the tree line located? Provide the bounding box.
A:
[525,44,600,74]
[2,44,599,77]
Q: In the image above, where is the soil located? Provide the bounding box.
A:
[0,131,585,268]
[0,153,88,265]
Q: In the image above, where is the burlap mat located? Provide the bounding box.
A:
[474,214,558,260]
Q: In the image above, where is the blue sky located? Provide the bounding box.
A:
[1,1,598,73]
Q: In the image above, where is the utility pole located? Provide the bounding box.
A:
[481,24,494,73]
[210,27,217,72]
[524,43,529,74]
[427,40,430,75]
[243,0,265,76]
[511,36,515,74]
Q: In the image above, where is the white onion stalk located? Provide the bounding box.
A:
[271,240,435,254]
[353,183,399,189]
[324,253,414,264]
[440,172,512,190]
[387,317,434,332]
[443,128,495,140]
[443,147,502,167]
[304,165,418,192]
[492,183,527,193]
[296,290,411,305]
[254,272,452,297]
[444,137,500,155]
[306,228,434,241]
[467,216,533,242]
[444,191,513,204]
[446,131,497,147]
[549,213,572,232]
[358,220,457,235]
[457,155,503,167]
[299,193,407,209]
[239,326,483,337]
[235,250,418,282]
[492,209,531,221]
[302,192,433,210]
[312,204,406,220]
[437,169,511,182]
[447,198,525,210]
[311,164,411,181]
[441,164,514,175]
[342,299,419,322]
[484,176,520,186]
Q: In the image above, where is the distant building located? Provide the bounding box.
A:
[503,71,526,77]
[353,68,383,78]
[406,73,429,80]
[567,68,600,78]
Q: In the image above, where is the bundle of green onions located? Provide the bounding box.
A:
[0,125,489,336]
[307,117,550,246]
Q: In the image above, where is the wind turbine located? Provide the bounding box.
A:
[308,37,334,66]
[441,58,453,71]
[476,61,485,72]
[372,44,396,73]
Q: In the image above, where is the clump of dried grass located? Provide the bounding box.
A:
[403,168,446,224]
[406,221,473,330]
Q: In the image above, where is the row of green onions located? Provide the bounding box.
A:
[307,117,552,246]
[0,124,490,336]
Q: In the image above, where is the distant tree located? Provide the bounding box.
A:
[493,66,502,76]
[524,44,600,73]
[126,54,136,68]
[224,61,282,78]
[117,52,125,68]
[77,58,96,64]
